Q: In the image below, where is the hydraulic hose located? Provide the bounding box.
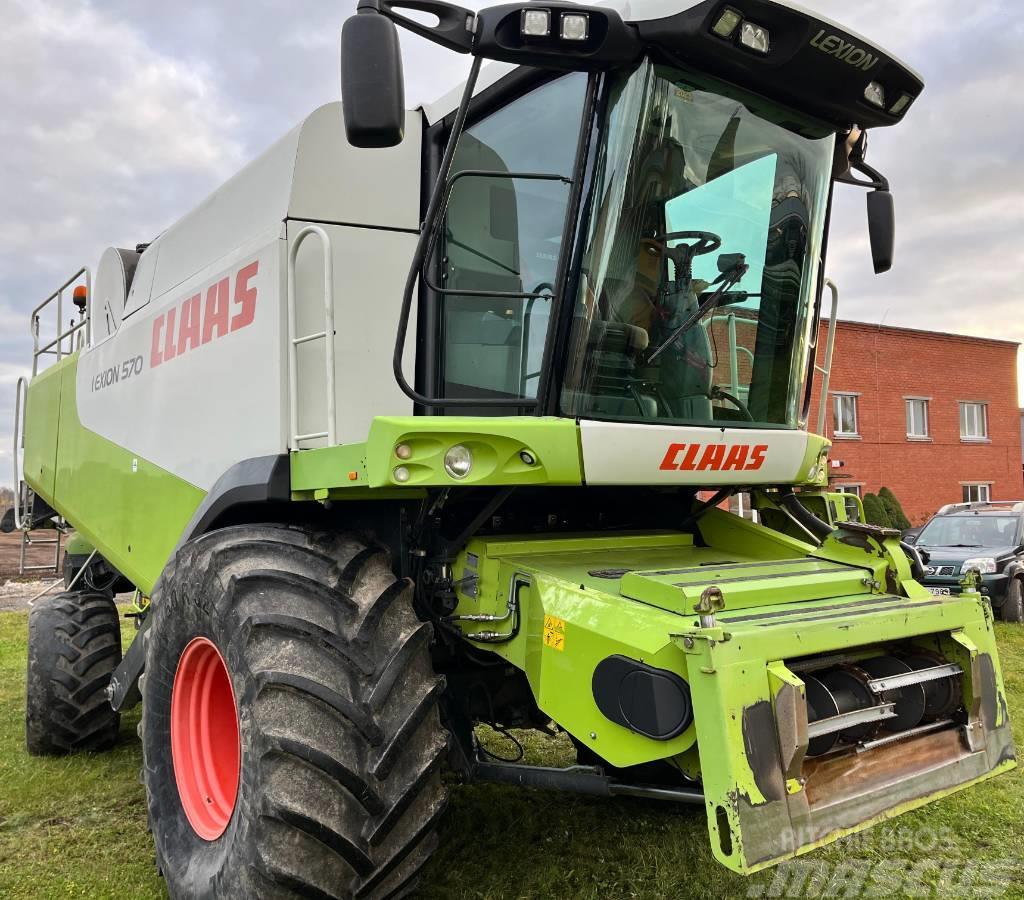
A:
[900,541,927,581]
[778,490,927,580]
[778,490,833,544]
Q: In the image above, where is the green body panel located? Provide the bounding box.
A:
[620,557,873,612]
[64,531,94,557]
[291,416,583,494]
[450,510,1015,874]
[23,355,206,595]
[796,435,831,488]
[22,362,63,499]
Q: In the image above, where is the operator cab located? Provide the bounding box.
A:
[341,0,922,434]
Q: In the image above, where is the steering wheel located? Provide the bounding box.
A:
[652,231,722,256]
[648,231,722,290]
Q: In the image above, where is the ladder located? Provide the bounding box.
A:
[286,225,338,447]
[12,376,62,576]
[814,279,840,436]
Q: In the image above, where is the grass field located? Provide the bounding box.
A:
[1,609,1022,899]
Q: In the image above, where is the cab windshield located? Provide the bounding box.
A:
[561,62,834,428]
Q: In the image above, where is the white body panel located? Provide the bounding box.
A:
[78,233,286,491]
[290,222,418,448]
[579,420,811,485]
[77,103,423,490]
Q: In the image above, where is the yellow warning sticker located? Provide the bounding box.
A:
[543,614,566,651]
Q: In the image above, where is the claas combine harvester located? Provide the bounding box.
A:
[7,1,1014,897]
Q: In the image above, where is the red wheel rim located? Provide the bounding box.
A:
[170,637,240,840]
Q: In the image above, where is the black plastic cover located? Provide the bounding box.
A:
[592,655,693,740]
[637,0,924,130]
[867,189,895,273]
[474,3,642,70]
[341,13,406,147]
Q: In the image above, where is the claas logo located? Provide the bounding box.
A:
[150,261,259,368]
[659,442,768,472]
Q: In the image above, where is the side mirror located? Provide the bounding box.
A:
[866,189,895,274]
[340,12,405,148]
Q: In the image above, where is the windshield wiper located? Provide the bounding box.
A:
[647,256,749,363]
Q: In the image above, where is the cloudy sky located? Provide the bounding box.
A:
[0,0,1020,489]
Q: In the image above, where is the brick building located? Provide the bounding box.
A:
[804,321,1022,525]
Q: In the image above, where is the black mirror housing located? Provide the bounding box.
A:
[866,189,895,274]
[341,13,406,148]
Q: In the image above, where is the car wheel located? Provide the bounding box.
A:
[1000,577,1024,623]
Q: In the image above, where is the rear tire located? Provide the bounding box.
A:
[26,591,122,755]
[142,524,449,899]
[1001,577,1024,623]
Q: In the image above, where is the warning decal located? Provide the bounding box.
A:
[543,614,566,652]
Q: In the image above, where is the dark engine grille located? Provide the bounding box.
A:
[925,566,957,577]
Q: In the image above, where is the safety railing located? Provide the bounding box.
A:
[814,279,840,436]
[287,225,337,447]
[31,266,91,375]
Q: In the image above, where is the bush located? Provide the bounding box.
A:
[862,493,892,528]
[878,487,911,530]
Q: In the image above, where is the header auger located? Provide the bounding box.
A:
[11,1,1013,897]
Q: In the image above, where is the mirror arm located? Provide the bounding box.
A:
[373,0,476,53]
[836,158,889,193]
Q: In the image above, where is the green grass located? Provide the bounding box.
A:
[1,611,1022,899]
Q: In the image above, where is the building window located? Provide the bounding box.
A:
[959,402,988,441]
[962,483,991,503]
[906,398,929,438]
[836,484,862,497]
[832,393,858,437]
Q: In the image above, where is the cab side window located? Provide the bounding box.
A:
[440,73,587,410]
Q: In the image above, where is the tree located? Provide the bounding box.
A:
[878,487,911,531]
[862,493,892,528]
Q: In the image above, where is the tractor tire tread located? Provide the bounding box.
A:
[143,524,447,900]
[26,591,121,755]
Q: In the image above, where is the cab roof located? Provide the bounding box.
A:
[424,0,923,130]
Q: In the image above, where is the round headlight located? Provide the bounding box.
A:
[443,444,473,479]
[395,443,412,460]
[393,466,411,483]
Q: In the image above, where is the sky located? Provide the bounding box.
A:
[0,0,1021,489]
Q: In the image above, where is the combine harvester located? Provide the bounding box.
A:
[9,0,1014,896]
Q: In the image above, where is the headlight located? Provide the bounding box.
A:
[443,444,473,479]
[962,557,997,575]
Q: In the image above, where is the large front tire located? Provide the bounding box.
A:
[142,525,448,899]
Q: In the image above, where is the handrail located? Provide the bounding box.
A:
[706,312,754,399]
[815,278,839,436]
[287,225,337,447]
[31,266,91,375]
[12,376,28,531]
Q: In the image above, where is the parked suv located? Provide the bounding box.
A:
[906,500,1024,622]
